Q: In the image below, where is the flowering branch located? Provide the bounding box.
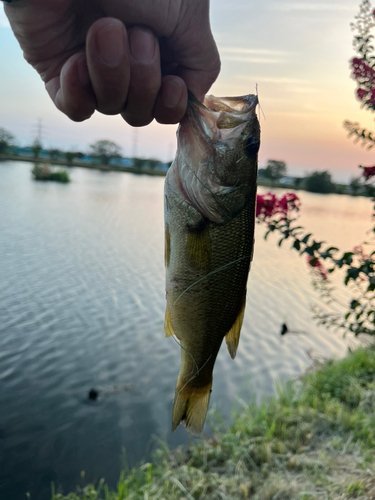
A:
[256,189,375,336]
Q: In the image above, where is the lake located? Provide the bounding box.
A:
[0,161,371,500]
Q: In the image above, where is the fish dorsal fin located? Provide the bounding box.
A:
[164,308,175,338]
[225,293,246,359]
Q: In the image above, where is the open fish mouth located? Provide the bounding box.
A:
[182,92,258,146]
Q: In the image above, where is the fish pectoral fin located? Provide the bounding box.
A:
[164,308,175,338]
[172,378,212,435]
[186,224,211,269]
[225,293,246,359]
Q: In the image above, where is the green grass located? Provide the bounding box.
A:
[51,346,375,500]
[32,164,70,183]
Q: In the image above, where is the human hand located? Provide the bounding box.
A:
[4,0,220,126]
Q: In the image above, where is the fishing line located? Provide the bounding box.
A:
[176,354,213,398]
[256,83,266,122]
[170,332,199,378]
[172,254,251,307]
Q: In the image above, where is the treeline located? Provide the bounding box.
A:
[0,127,170,171]
[259,159,373,196]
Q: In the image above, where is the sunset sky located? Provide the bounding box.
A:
[1,0,375,182]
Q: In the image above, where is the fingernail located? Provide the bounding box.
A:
[77,54,90,87]
[96,21,125,67]
[129,28,156,63]
[162,80,184,109]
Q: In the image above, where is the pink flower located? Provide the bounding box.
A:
[351,58,375,109]
[361,165,375,180]
[256,191,300,221]
[357,88,368,100]
[353,245,369,261]
[256,192,277,219]
[307,256,328,280]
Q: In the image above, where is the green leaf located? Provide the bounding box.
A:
[342,252,354,265]
[293,239,301,251]
[302,234,311,244]
[347,267,360,280]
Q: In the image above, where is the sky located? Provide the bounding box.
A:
[1,1,375,182]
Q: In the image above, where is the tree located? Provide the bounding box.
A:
[0,127,15,154]
[89,140,122,165]
[65,151,83,166]
[147,159,161,170]
[349,176,362,195]
[48,148,62,160]
[133,157,147,169]
[305,170,335,194]
[263,160,287,180]
[31,139,42,159]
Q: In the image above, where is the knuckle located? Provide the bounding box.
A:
[122,112,153,127]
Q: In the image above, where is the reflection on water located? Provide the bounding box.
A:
[0,162,371,499]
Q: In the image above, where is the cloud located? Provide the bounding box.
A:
[220,48,290,56]
[272,2,353,12]
[237,76,312,84]
[287,87,319,94]
[222,56,285,64]
[220,47,292,64]
[0,8,10,28]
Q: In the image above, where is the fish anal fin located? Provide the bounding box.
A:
[225,294,246,359]
[164,308,174,338]
[172,377,212,434]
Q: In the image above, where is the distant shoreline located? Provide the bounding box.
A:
[0,154,166,177]
[0,154,302,189]
[0,154,356,193]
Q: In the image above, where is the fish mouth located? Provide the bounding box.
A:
[182,92,258,147]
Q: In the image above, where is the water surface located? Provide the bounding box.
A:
[0,162,370,499]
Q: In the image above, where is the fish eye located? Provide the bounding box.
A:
[245,136,260,157]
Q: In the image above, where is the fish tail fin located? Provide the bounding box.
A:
[171,377,212,434]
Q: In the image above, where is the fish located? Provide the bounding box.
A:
[164,92,260,434]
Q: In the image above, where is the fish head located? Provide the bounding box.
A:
[170,93,260,224]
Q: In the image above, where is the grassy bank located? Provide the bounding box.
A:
[52,345,375,500]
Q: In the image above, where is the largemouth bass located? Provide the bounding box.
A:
[164,93,260,434]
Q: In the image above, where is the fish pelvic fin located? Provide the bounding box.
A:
[172,378,212,435]
[225,293,246,359]
[164,308,174,338]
